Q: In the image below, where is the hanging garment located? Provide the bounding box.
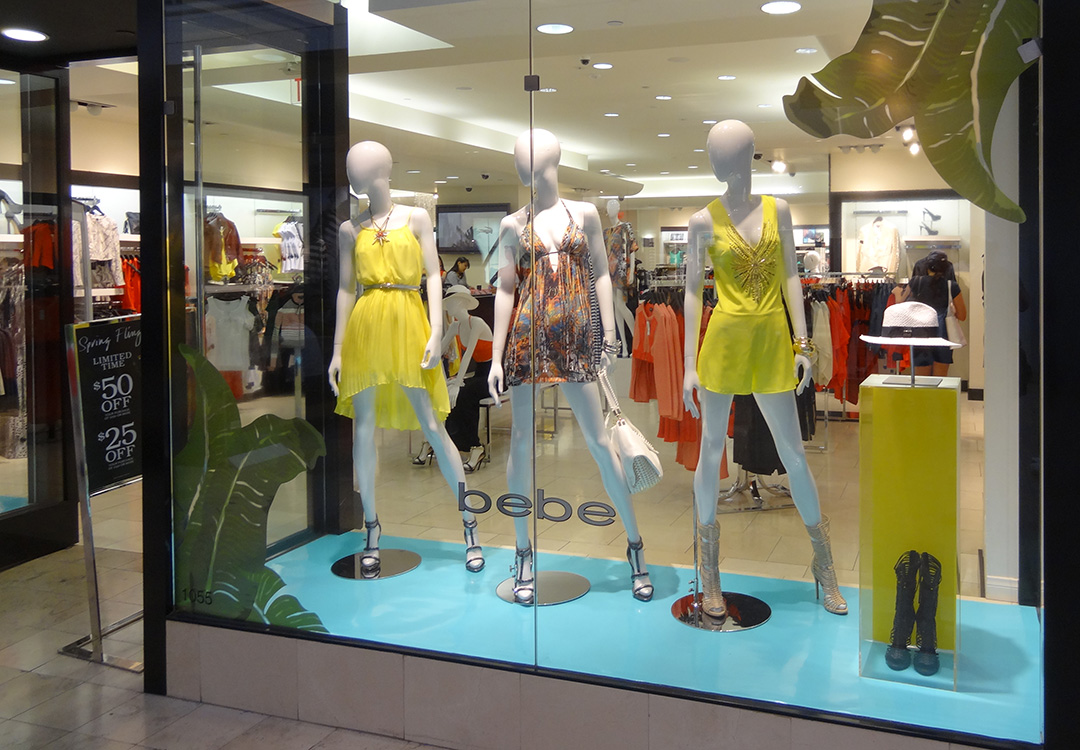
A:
[23,221,56,270]
[604,221,639,291]
[504,202,602,386]
[275,219,304,273]
[856,219,901,273]
[120,257,141,313]
[205,212,241,281]
[629,303,659,403]
[810,300,833,387]
[334,222,450,430]
[86,213,124,286]
[205,297,255,371]
[698,195,797,395]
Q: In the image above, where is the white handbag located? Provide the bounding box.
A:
[945,281,967,347]
[597,369,663,494]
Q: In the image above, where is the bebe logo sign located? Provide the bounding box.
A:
[457,482,615,526]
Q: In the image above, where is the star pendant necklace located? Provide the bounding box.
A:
[371,203,395,245]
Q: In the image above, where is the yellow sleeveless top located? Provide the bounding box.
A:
[697,195,797,395]
[334,223,450,430]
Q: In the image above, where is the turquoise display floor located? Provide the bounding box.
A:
[270,532,1042,745]
[0,495,28,513]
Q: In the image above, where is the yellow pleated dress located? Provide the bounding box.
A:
[698,195,798,395]
[334,223,450,430]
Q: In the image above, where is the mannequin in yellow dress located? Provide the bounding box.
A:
[683,120,846,618]
[328,141,483,577]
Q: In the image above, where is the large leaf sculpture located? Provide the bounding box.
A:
[783,0,1039,222]
[174,344,327,632]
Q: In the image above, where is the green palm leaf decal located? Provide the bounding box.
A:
[173,345,327,629]
[783,0,1038,222]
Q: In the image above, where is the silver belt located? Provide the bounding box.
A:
[363,283,420,292]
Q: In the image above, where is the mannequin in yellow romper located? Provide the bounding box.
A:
[683,120,847,619]
[328,141,483,577]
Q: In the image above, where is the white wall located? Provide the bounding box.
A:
[830,148,950,193]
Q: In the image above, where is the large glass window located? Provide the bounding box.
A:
[159,1,1043,745]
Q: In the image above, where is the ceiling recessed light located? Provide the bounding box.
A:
[539,87,558,93]
[434,180,447,184]
[607,20,623,26]
[693,148,705,153]
[406,170,420,174]
[0,78,16,86]
[655,95,672,101]
[536,23,573,35]
[688,165,699,169]
[772,160,787,173]
[761,1,802,14]
[456,86,472,91]
[717,75,736,81]
[658,133,670,138]
[446,176,459,180]
[909,142,921,156]
[592,62,613,70]
[626,163,636,167]
[600,169,610,173]
[703,120,717,125]
[660,171,670,175]
[758,103,772,108]
[2,27,48,42]
[795,47,817,54]
[604,112,619,117]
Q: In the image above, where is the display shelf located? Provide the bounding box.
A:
[119,233,141,243]
[75,288,123,298]
[0,234,22,244]
[240,236,283,245]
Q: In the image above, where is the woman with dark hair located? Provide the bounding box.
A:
[897,251,967,376]
[445,256,470,287]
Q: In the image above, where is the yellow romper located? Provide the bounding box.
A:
[697,195,797,395]
[334,224,450,430]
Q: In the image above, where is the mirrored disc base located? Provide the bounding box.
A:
[496,571,590,606]
[331,549,421,580]
[671,592,771,632]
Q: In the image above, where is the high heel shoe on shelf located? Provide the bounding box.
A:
[412,441,434,466]
[696,520,727,619]
[463,518,485,573]
[886,550,919,670]
[512,545,535,605]
[805,515,848,615]
[360,518,381,579]
[463,445,487,473]
[626,538,654,602]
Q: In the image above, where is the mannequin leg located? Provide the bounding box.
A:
[402,386,484,572]
[506,385,536,603]
[559,381,653,601]
[351,389,381,575]
[754,391,847,614]
[693,389,735,618]
[612,289,635,356]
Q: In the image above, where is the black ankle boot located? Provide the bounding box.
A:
[885,550,919,670]
[913,552,943,676]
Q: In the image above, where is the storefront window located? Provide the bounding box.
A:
[158,1,1043,744]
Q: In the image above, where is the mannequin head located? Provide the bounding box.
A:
[606,198,620,224]
[514,128,561,187]
[706,120,755,185]
[346,141,393,197]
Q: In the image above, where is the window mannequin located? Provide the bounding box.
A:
[328,141,483,578]
[683,120,847,619]
[487,129,652,605]
[604,198,638,357]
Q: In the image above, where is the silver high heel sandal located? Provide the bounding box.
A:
[805,515,848,615]
[360,518,381,579]
[412,441,434,465]
[463,445,487,473]
[696,520,727,619]
[512,545,534,605]
[463,518,485,572]
[626,538,653,601]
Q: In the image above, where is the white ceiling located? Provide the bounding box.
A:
[67,0,920,208]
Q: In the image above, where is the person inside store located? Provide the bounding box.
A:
[894,250,966,377]
[445,255,470,287]
[328,140,484,577]
[683,119,847,620]
[487,128,653,605]
[428,285,492,472]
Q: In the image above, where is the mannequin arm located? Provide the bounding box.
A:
[487,215,521,402]
[582,202,618,369]
[455,314,490,379]
[328,220,359,396]
[412,207,442,369]
[682,210,712,418]
[777,199,812,394]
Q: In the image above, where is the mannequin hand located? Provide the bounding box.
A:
[683,369,702,419]
[447,379,461,408]
[601,347,617,372]
[487,361,504,403]
[794,353,812,395]
[327,353,342,397]
[421,333,440,370]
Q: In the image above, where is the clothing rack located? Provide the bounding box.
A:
[72,197,101,207]
[254,208,302,215]
[852,209,908,216]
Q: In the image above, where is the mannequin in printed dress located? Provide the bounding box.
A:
[605,199,638,357]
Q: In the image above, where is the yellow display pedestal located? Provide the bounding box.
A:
[859,374,959,690]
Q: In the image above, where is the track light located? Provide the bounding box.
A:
[771,159,787,173]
